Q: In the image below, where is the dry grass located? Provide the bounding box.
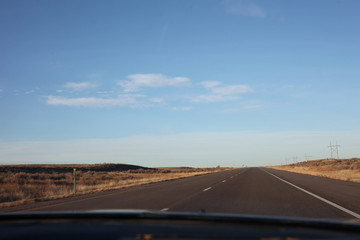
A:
[0,164,229,208]
[268,158,360,183]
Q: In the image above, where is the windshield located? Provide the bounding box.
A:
[0,0,359,223]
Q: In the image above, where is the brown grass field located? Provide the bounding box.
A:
[0,164,230,208]
[268,158,360,183]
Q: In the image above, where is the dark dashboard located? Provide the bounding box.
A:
[1,211,360,239]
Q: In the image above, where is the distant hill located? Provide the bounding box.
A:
[271,158,360,183]
[289,158,360,170]
[0,163,154,174]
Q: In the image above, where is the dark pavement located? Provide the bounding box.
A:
[3,168,360,221]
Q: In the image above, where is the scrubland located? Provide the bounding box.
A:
[0,164,228,208]
[269,158,360,183]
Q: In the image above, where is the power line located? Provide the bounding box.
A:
[328,141,335,159]
[335,141,340,159]
[304,153,312,161]
[328,141,340,159]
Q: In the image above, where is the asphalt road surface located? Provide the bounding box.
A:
[3,168,360,221]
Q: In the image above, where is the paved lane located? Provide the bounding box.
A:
[264,168,360,215]
[3,168,360,221]
[168,168,358,220]
[3,169,242,212]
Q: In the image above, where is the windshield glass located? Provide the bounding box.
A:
[0,0,359,223]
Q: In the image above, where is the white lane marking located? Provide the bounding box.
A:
[263,169,360,220]
[160,208,169,212]
[203,187,212,192]
[230,176,233,178]
[222,180,226,183]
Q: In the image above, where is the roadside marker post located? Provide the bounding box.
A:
[73,168,76,195]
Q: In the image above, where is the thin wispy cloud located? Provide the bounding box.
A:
[223,100,263,113]
[191,94,238,103]
[149,97,164,103]
[171,106,194,111]
[118,74,191,92]
[199,81,221,89]
[48,74,252,107]
[64,82,98,91]
[46,94,143,108]
[222,0,266,18]
[211,85,252,95]
[241,100,262,110]
[192,81,253,103]
[25,90,35,94]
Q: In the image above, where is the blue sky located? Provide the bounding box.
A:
[1,0,359,167]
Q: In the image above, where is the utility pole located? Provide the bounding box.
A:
[335,141,340,159]
[73,168,77,195]
[328,141,334,159]
[304,153,312,161]
[328,141,340,159]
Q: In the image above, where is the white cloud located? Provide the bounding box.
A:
[222,0,266,18]
[211,85,252,95]
[118,73,191,92]
[46,94,143,108]
[190,94,238,103]
[199,81,252,95]
[49,74,252,107]
[64,82,98,91]
[25,90,35,94]
[199,81,221,89]
[193,82,253,103]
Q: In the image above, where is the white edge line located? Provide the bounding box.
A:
[262,169,360,220]
[203,187,212,192]
[160,208,169,212]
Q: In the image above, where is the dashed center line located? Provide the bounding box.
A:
[160,208,169,212]
[203,187,212,192]
[222,180,226,183]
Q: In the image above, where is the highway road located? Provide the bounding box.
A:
[3,168,360,221]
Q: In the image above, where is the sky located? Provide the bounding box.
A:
[0,0,359,167]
